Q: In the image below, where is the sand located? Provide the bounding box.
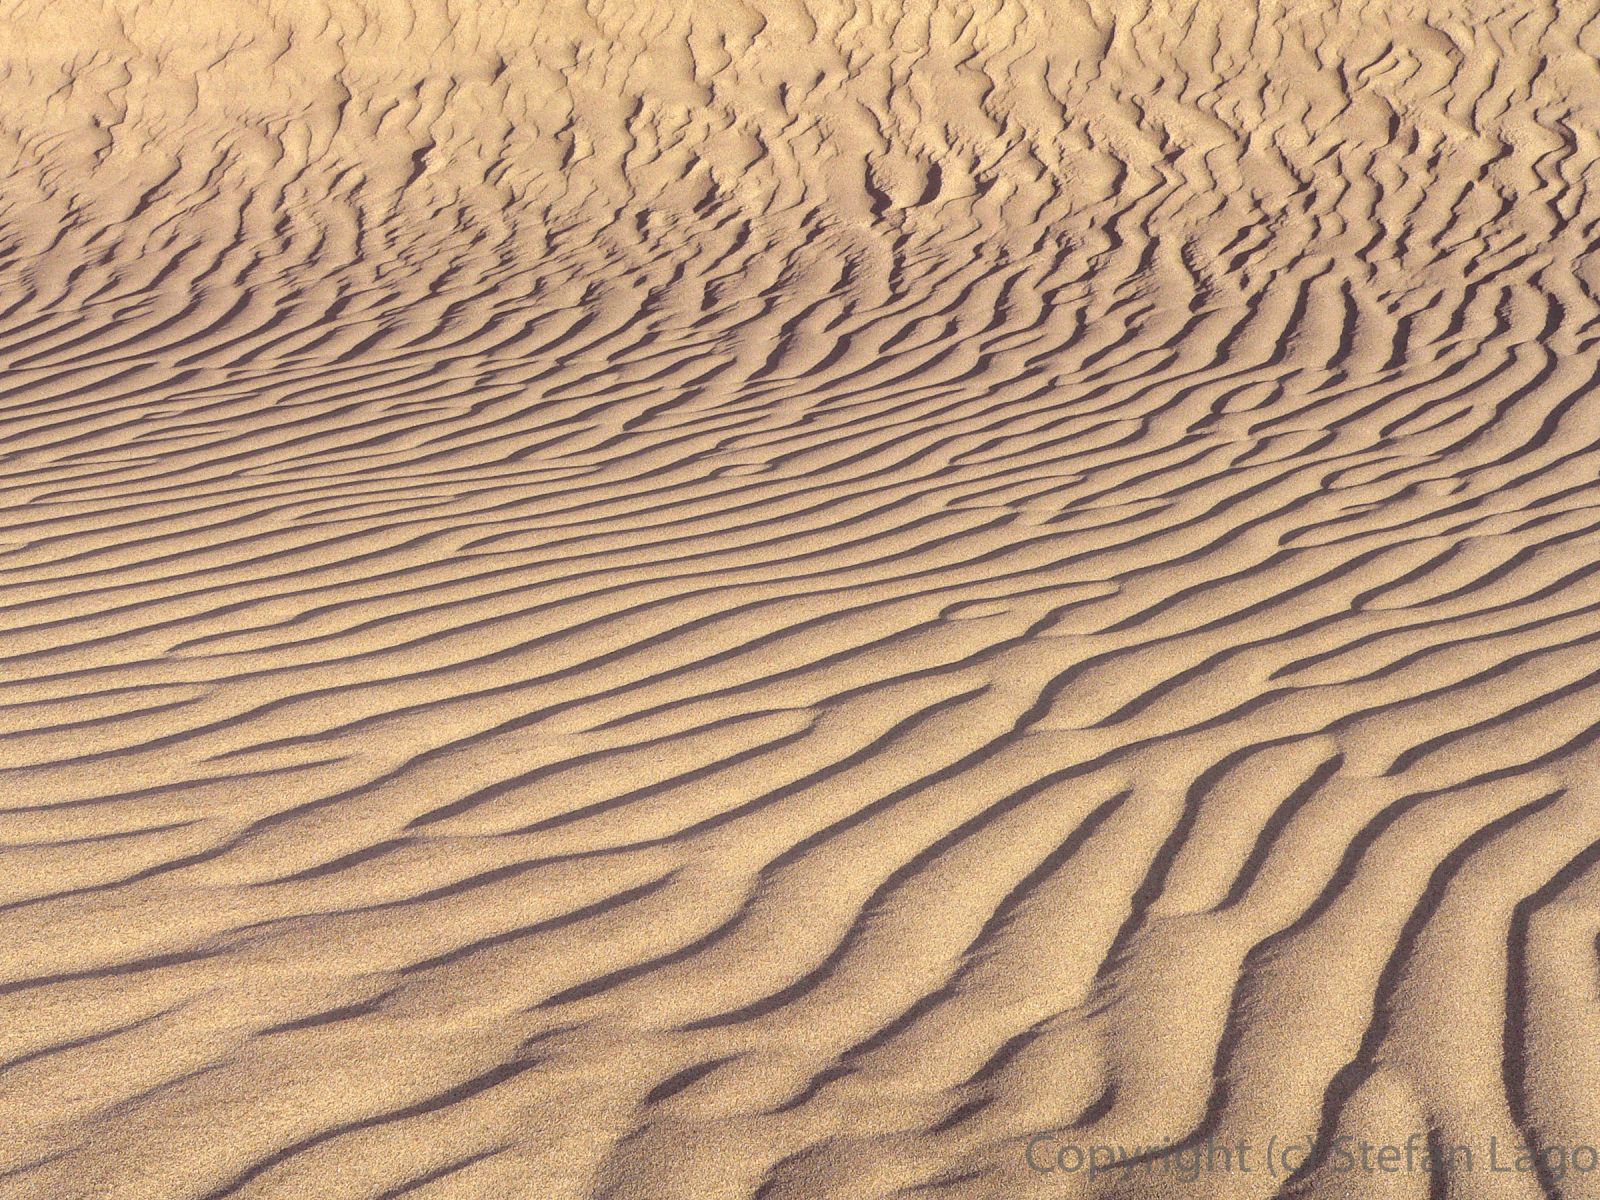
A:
[4,1,1600,1196]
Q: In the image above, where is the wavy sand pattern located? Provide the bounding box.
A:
[6,1,1600,1196]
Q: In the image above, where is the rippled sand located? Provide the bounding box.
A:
[6,2,1600,1197]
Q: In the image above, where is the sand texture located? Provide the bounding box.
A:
[5,1,1600,1197]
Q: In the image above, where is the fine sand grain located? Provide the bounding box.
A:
[5,2,1600,1197]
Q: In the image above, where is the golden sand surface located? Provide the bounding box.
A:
[5,2,1600,1196]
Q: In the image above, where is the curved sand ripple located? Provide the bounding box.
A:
[6,2,1600,1197]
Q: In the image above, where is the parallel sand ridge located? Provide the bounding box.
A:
[5,1,1600,1196]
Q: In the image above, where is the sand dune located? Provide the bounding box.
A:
[5,0,1600,1196]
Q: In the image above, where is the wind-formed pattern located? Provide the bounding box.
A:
[5,1,1600,1197]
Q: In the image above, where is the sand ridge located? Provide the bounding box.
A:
[5,1,1600,1197]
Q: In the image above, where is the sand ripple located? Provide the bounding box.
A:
[5,2,1600,1197]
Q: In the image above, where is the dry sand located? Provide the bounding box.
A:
[5,1,1600,1197]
